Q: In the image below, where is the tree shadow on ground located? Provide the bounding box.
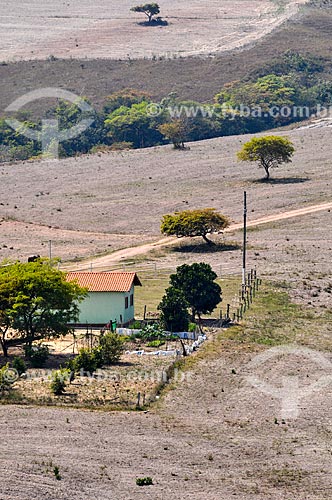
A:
[253,177,310,185]
[172,240,241,254]
[138,19,168,27]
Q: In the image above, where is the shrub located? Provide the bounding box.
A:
[0,364,15,392]
[69,333,124,374]
[136,477,153,486]
[12,356,26,375]
[135,323,166,342]
[50,369,70,395]
[53,465,61,480]
[24,344,49,368]
[146,339,165,348]
[128,320,142,329]
[99,332,124,365]
[71,347,100,373]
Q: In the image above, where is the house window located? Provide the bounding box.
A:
[130,294,134,307]
[125,296,129,309]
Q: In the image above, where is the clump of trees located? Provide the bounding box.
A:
[158,263,222,331]
[161,208,230,246]
[237,135,295,180]
[2,52,331,162]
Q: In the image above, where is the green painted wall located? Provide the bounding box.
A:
[76,285,135,325]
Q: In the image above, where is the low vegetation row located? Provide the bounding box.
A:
[0,51,330,161]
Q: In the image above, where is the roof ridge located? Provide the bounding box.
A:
[66,271,141,292]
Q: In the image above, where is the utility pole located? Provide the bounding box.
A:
[242,191,247,286]
[49,240,52,260]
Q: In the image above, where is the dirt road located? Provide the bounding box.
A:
[62,201,332,271]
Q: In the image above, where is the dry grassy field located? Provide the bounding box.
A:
[1,1,332,499]
[0,0,307,62]
[1,284,332,499]
[0,126,331,260]
[1,123,331,311]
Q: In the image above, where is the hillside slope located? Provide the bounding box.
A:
[1,4,332,111]
[0,0,308,62]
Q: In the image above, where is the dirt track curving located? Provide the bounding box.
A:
[62,201,332,270]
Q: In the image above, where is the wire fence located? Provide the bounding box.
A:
[61,260,242,278]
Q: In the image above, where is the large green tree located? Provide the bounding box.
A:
[161,208,230,246]
[169,263,222,322]
[0,260,86,357]
[237,135,295,180]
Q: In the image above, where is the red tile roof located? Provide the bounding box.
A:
[66,272,141,292]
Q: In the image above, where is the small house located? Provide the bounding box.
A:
[66,272,142,326]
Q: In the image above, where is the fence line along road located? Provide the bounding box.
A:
[60,261,243,277]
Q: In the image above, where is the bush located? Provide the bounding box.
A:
[24,344,49,367]
[12,356,26,375]
[136,477,153,486]
[69,333,124,375]
[99,332,124,365]
[0,364,16,392]
[128,320,142,329]
[71,347,100,373]
[53,465,61,480]
[50,369,69,395]
[135,323,166,342]
[146,339,165,348]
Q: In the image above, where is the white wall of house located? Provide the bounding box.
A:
[76,284,135,325]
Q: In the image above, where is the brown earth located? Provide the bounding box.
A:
[1,336,332,500]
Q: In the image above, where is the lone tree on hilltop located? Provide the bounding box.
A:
[161,208,230,246]
[237,135,295,180]
[130,3,160,24]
